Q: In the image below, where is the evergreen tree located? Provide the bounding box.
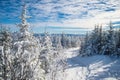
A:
[103,21,116,55]
[40,32,53,74]
[11,5,44,80]
[80,25,104,56]
[0,27,12,80]
[80,32,91,56]
[115,29,120,56]
[61,33,67,48]
[56,36,63,51]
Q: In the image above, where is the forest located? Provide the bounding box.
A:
[0,2,120,80]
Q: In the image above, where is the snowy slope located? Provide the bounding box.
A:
[64,47,120,80]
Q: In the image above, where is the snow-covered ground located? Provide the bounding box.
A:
[64,47,120,80]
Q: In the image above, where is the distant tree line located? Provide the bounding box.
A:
[37,33,81,49]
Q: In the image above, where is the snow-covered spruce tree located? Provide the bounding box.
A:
[40,32,67,80]
[54,35,68,80]
[40,32,53,74]
[52,35,63,50]
[11,5,44,80]
[40,32,55,80]
[79,32,90,56]
[80,25,103,56]
[115,28,120,56]
[56,36,63,51]
[56,48,68,80]
[61,33,68,48]
[102,21,116,56]
[91,25,103,55]
[80,28,95,56]
[0,27,12,80]
[66,36,72,48]
[71,36,81,47]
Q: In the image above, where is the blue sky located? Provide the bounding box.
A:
[0,0,120,34]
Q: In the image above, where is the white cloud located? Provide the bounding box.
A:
[30,0,120,21]
[1,0,120,33]
[31,8,120,30]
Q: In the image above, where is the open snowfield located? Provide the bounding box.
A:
[64,47,120,80]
